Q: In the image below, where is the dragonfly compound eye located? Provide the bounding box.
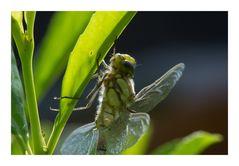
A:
[121,60,136,76]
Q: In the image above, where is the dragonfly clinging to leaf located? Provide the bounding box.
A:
[58,53,185,155]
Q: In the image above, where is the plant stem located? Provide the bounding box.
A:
[25,141,33,154]
[12,11,46,154]
[14,135,33,155]
[21,46,46,154]
[47,121,63,154]
[47,111,71,154]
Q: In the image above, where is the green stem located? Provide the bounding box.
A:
[25,141,33,154]
[47,75,89,154]
[14,135,33,155]
[47,122,63,154]
[21,47,46,154]
[47,111,72,154]
[12,11,45,154]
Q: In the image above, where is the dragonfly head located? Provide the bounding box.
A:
[110,53,136,77]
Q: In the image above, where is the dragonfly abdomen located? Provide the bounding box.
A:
[95,73,135,128]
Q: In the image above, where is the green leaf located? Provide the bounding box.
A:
[11,11,36,61]
[11,11,24,34]
[121,125,152,155]
[11,11,25,57]
[12,11,45,154]
[12,135,25,155]
[152,130,223,155]
[24,11,36,38]
[60,11,136,116]
[11,50,32,154]
[34,11,94,100]
[47,11,136,154]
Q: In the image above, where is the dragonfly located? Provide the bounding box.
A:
[59,53,185,154]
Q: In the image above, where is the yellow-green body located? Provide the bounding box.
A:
[95,53,136,128]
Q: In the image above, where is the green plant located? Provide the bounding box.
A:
[12,11,136,154]
[11,11,223,155]
[12,11,45,154]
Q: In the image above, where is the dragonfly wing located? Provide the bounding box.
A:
[103,112,150,154]
[129,63,185,113]
[101,112,129,154]
[126,112,150,148]
[60,122,99,155]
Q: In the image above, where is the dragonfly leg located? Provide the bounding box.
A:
[49,95,81,111]
[53,96,81,100]
[50,89,97,111]
[49,95,93,111]
[49,106,60,112]
[73,77,105,111]
[49,96,82,111]
[127,107,137,113]
[101,60,109,69]
[96,52,109,70]
[92,70,105,81]
[86,75,105,100]
[50,71,106,112]
[111,36,118,57]
[71,102,92,111]
[50,76,105,112]
[92,53,109,84]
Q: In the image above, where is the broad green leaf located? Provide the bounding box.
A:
[60,11,136,116]
[152,131,223,155]
[11,50,30,153]
[121,125,152,155]
[152,139,181,154]
[34,11,94,100]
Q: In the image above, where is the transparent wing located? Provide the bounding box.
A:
[126,112,150,147]
[102,112,150,154]
[100,112,129,154]
[129,63,185,113]
[60,122,99,155]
